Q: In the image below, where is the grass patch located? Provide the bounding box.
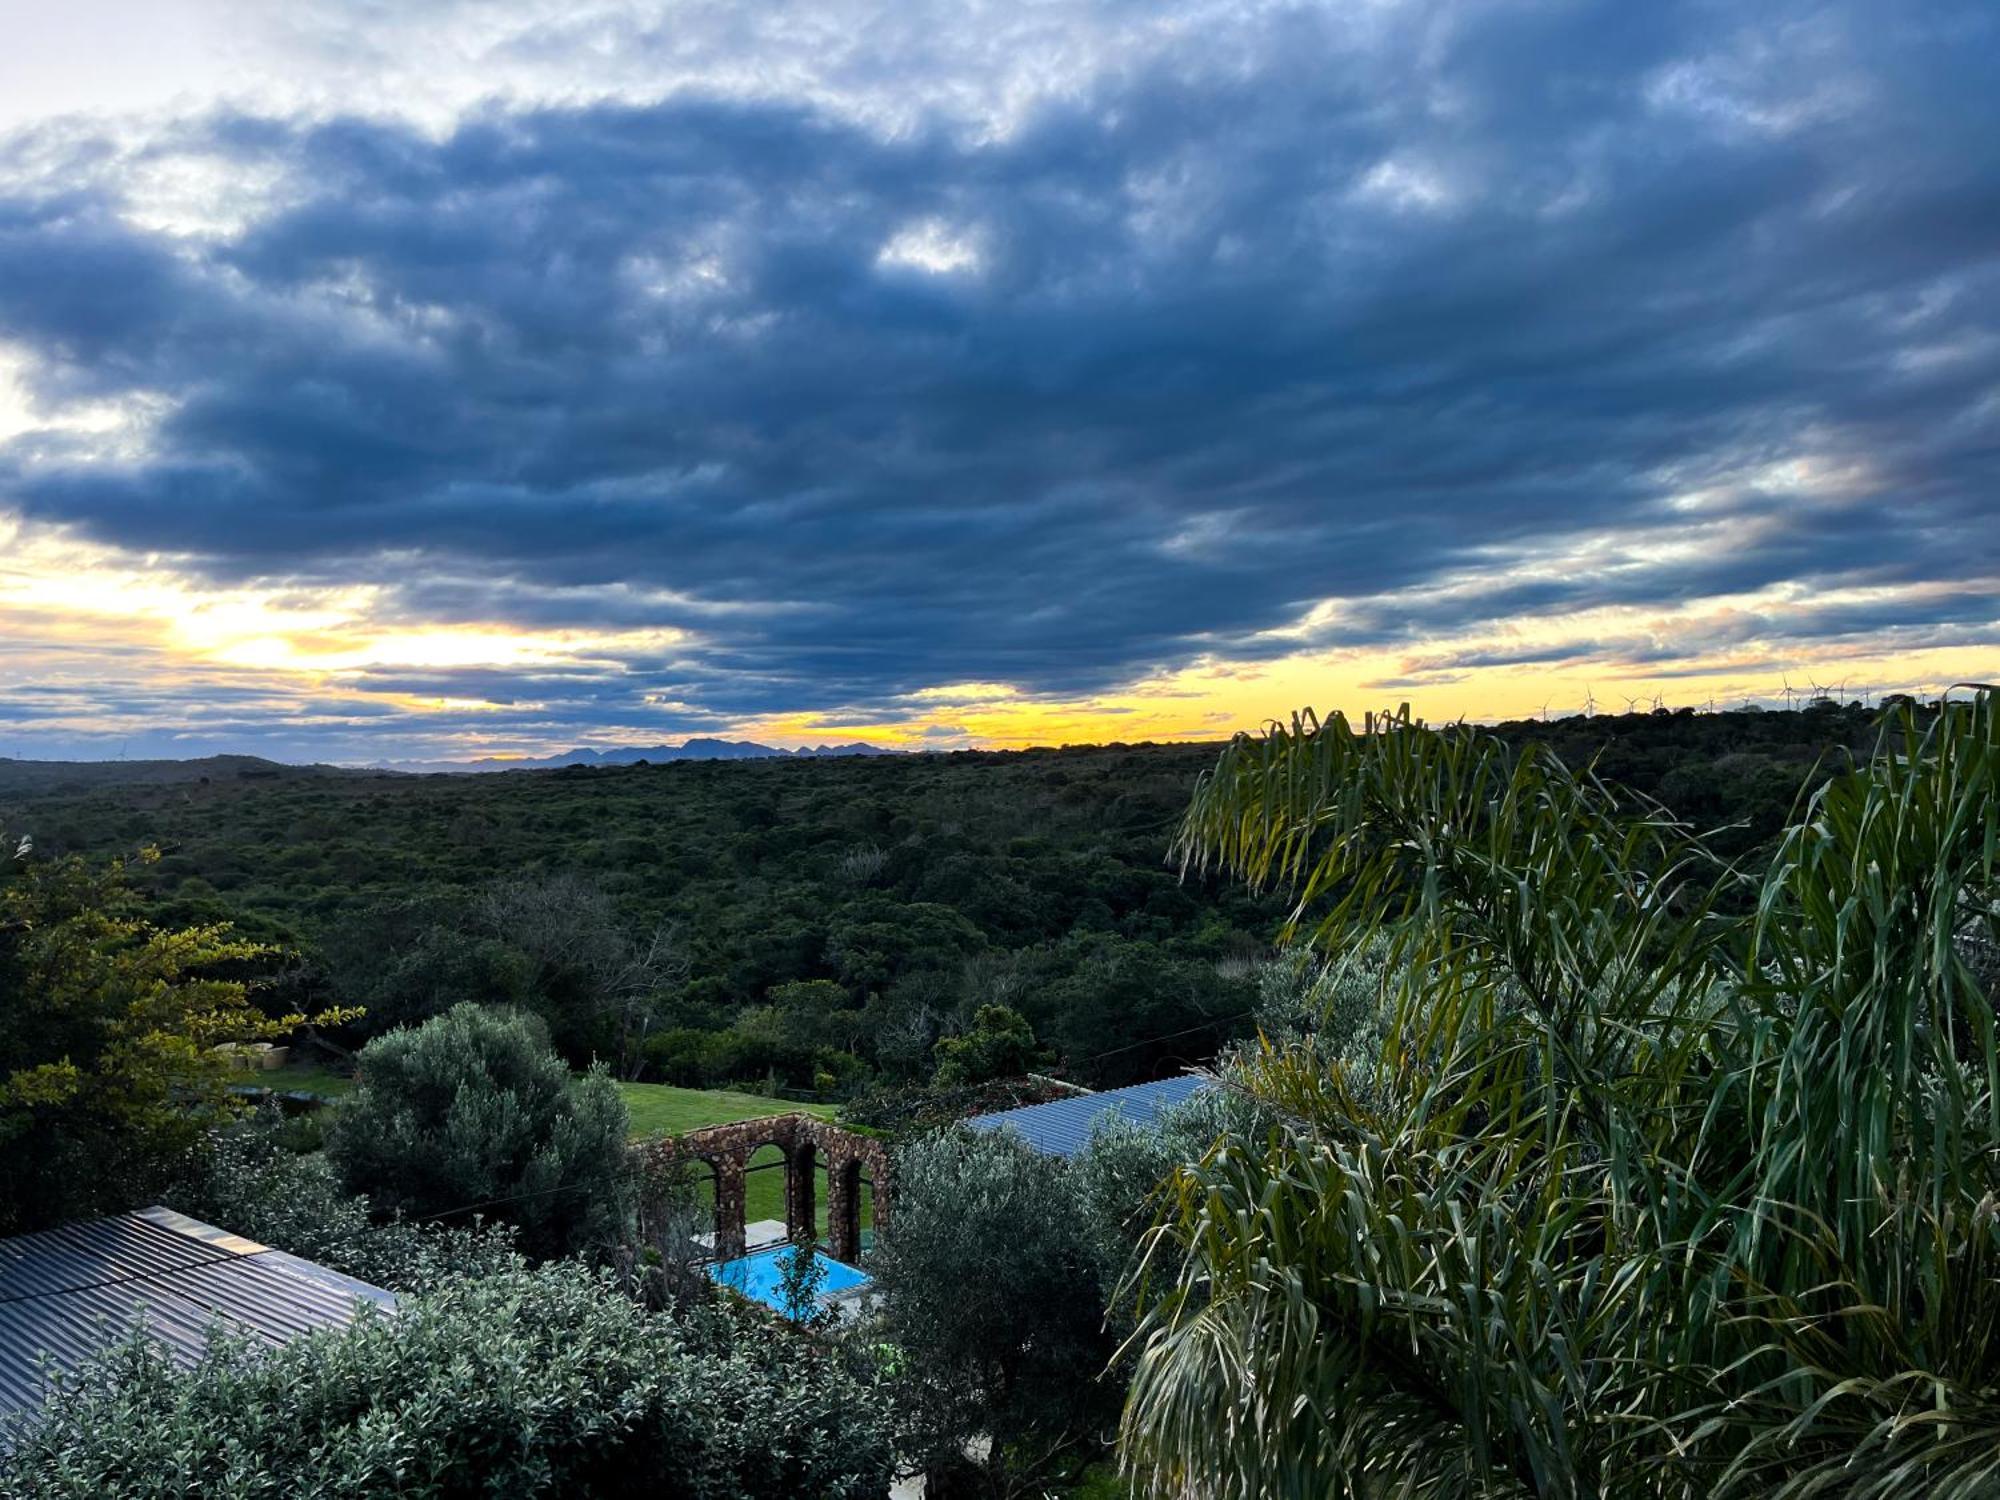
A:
[251,1062,355,1099]
[615,1081,835,1137]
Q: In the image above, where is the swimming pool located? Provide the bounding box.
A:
[706,1245,871,1317]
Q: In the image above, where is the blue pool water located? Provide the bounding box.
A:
[707,1246,870,1316]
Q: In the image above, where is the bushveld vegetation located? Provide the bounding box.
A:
[1,710,1878,1110]
[4,744,1279,1096]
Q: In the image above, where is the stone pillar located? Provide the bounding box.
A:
[713,1154,748,1261]
[784,1143,817,1244]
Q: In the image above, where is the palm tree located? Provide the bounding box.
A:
[1117,689,2000,1499]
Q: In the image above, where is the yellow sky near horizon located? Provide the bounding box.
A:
[6,510,1995,761]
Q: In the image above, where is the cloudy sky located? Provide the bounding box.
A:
[0,0,1995,762]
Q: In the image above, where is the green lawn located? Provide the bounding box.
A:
[264,1064,831,1135]
[615,1081,836,1137]
[254,1062,356,1098]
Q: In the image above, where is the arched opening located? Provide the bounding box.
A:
[674,1149,749,1261]
[856,1166,876,1256]
[829,1157,865,1264]
[684,1156,722,1247]
[741,1138,792,1251]
[787,1139,820,1245]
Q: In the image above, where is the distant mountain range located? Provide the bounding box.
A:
[376,738,901,774]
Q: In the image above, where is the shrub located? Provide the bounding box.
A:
[326,1004,630,1260]
[3,1263,898,1498]
[171,1105,521,1293]
[1067,1083,1268,1334]
[870,1128,1119,1491]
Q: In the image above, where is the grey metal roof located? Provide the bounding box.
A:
[0,1206,395,1426]
[965,1074,1209,1159]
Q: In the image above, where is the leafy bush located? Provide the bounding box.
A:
[1250,940,1401,1110]
[170,1105,521,1293]
[326,1004,630,1260]
[931,1003,1045,1086]
[1067,1083,1269,1333]
[2,1263,897,1498]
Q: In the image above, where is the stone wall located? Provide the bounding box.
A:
[644,1114,892,1263]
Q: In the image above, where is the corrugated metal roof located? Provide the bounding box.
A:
[0,1206,395,1426]
[965,1074,1210,1159]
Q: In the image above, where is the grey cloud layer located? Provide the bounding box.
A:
[1,0,1996,737]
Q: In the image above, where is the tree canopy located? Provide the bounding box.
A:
[0,841,347,1232]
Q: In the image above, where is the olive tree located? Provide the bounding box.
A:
[870,1128,1120,1497]
[327,1003,629,1260]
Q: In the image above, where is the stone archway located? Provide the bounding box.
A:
[646,1114,892,1265]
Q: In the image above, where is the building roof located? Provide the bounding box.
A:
[0,1205,395,1425]
[965,1074,1210,1159]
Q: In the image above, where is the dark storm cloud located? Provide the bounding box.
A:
[1,0,1997,727]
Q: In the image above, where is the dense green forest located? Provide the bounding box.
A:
[0,702,1887,1099]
